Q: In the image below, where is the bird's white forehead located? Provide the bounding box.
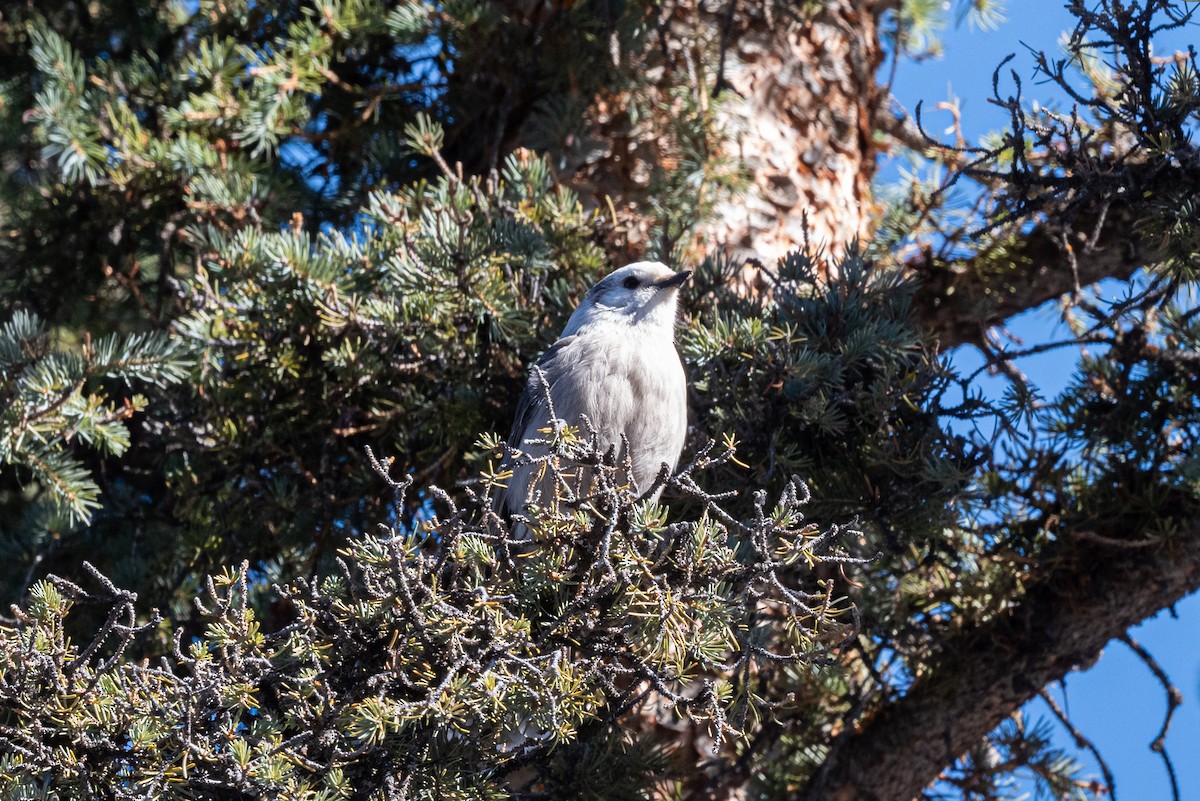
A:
[607,261,674,282]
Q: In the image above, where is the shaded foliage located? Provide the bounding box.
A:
[0,439,856,799]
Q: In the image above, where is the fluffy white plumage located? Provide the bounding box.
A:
[497,261,690,518]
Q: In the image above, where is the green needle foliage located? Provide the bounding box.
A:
[0,439,856,800]
[161,144,608,588]
[0,310,189,525]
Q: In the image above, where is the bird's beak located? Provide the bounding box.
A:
[655,270,692,289]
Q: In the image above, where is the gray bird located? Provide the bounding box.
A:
[497,261,691,521]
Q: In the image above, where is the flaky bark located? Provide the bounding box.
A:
[705,1,886,264]
[555,1,886,265]
[797,496,1200,801]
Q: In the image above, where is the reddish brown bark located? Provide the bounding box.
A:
[541,6,1192,799]
[704,1,887,264]
[556,1,887,266]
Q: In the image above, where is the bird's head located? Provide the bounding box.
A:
[562,261,692,337]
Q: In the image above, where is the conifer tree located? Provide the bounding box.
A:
[0,1,1198,799]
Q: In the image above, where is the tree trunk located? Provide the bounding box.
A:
[704,0,886,265]
[555,1,886,268]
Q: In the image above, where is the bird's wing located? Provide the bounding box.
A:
[495,336,577,518]
[506,335,577,448]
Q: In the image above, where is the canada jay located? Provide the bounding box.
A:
[496,261,691,520]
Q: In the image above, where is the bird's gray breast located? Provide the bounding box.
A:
[506,327,687,511]
[574,329,687,489]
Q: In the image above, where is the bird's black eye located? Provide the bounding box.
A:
[621,276,640,289]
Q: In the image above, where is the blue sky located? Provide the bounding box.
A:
[883,2,1200,797]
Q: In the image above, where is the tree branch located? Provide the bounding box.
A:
[796,493,1200,801]
[907,201,1162,350]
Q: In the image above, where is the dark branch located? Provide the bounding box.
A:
[907,200,1161,350]
[796,492,1200,801]
[1119,634,1183,801]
